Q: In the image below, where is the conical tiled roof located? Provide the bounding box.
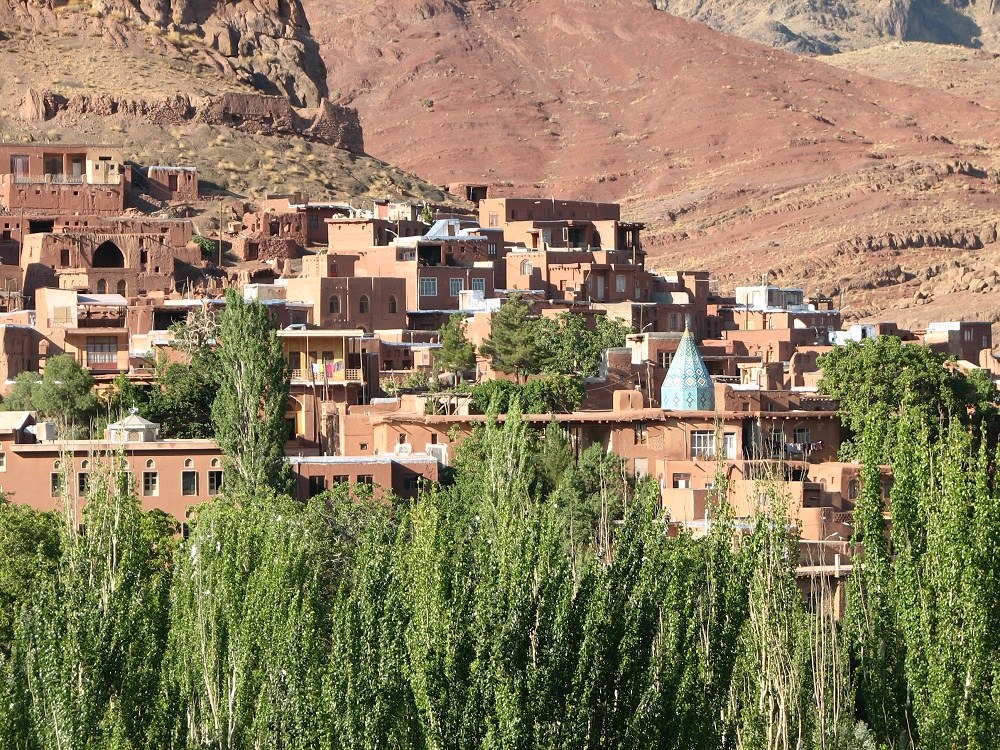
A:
[660,326,715,411]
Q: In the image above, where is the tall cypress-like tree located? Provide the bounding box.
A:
[211,287,291,495]
[844,407,908,747]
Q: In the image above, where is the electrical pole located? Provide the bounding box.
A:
[218,201,223,268]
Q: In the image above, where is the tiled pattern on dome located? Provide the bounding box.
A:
[660,328,715,411]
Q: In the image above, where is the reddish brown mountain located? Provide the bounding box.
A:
[306,0,1000,329]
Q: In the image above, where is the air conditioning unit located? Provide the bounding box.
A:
[37,422,57,442]
[425,444,449,466]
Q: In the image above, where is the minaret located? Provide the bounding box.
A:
[659,321,715,411]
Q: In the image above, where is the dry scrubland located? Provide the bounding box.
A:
[0,20,451,205]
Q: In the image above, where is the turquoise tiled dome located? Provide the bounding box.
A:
[660,327,715,411]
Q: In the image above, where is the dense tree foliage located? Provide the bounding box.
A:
[2,355,99,436]
[481,300,632,383]
[537,312,633,377]
[470,374,585,414]
[3,329,1000,748]
[818,335,995,459]
[480,293,541,382]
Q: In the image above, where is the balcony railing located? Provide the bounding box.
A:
[76,316,126,329]
[291,367,362,382]
[14,174,85,185]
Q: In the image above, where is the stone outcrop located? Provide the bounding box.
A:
[19,89,364,153]
[306,100,365,154]
[1,0,327,107]
[835,221,1000,256]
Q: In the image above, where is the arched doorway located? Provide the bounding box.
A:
[285,397,305,441]
[93,241,125,268]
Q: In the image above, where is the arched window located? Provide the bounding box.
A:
[328,295,341,314]
[359,295,370,314]
[93,241,125,268]
[184,458,193,468]
[116,280,127,297]
[96,279,107,294]
[520,260,533,276]
[145,459,155,469]
[388,295,397,314]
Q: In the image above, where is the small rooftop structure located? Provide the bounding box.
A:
[106,411,160,443]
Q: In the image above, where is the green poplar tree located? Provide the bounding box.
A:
[156,494,329,750]
[10,458,176,750]
[844,409,907,747]
[211,287,291,495]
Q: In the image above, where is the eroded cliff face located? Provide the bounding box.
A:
[18,89,364,152]
[651,0,1000,54]
[0,0,327,106]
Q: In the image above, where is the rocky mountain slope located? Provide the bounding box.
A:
[0,0,327,106]
[0,1,450,207]
[305,0,1000,331]
[651,0,1000,55]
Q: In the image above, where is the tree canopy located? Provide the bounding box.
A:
[537,311,632,377]
[469,374,585,414]
[481,298,632,385]
[0,394,998,748]
[818,335,995,459]
[2,355,98,436]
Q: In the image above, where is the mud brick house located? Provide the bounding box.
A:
[340,219,505,324]
[34,288,131,374]
[280,328,381,450]
[0,411,442,520]
[260,193,352,247]
[480,197,643,257]
[922,320,993,362]
[327,216,427,251]
[0,144,128,215]
[284,274,407,333]
[288,453,440,501]
[141,166,199,203]
[0,321,41,382]
[20,219,199,300]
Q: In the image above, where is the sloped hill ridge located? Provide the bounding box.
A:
[651,0,1000,55]
[304,0,1000,330]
